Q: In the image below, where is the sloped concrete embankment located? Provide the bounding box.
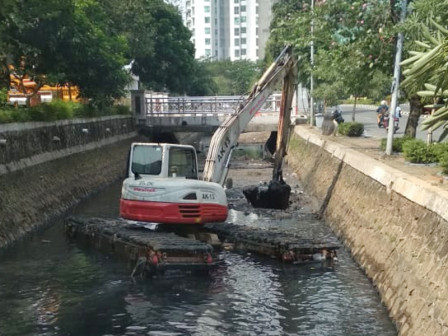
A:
[287,126,448,336]
[0,116,137,249]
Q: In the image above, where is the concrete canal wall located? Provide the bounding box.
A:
[0,116,137,249]
[288,126,448,336]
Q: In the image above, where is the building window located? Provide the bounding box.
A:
[241,16,246,23]
[241,27,246,34]
[241,38,246,45]
[205,38,211,45]
[205,49,211,57]
[234,17,240,24]
[234,28,240,36]
[241,49,246,56]
[234,7,239,14]
[204,6,210,13]
[234,38,240,46]
[205,27,211,34]
[205,17,210,23]
[234,0,239,3]
[235,50,240,57]
[240,5,246,12]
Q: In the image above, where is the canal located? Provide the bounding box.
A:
[0,163,397,336]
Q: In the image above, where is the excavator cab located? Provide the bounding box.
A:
[120,143,227,224]
[127,143,198,179]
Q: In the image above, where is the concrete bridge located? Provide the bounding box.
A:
[131,90,309,135]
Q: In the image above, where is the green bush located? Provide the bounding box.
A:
[0,109,13,123]
[433,142,448,158]
[338,122,364,137]
[74,102,131,118]
[402,139,438,163]
[0,107,31,123]
[380,136,412,152]
[0,98,131,124]
[74,103,95,118]
[111,104,131,115]
[434,142,448,175]
[74,102,114,118]
[28,100,77,121]
[438,152,448,175]
[0,88,8,106]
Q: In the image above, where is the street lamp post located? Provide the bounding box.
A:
[309,0,315,126]
[386,0,407,155]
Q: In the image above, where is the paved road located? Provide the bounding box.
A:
[335,104,442,142]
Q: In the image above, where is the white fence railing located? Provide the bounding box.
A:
[144,95,284,115]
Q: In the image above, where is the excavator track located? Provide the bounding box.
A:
[204,222,339,264]
[65,215,340,277]
[65,216,216,276]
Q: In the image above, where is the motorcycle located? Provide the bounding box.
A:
[382,114,399,133]
[331,109,344,124]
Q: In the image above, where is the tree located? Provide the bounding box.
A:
[2,0,129,106]
[0,0,20,89]
[401,20,448,141]
[99,0,198,95]
[267,0,395,118]
[401,0,448,138]
[186,60,218,96]
[204,60,261,96]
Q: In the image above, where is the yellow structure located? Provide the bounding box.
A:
[8,73,80,106]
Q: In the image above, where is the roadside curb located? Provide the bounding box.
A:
[341,103,411,112]
[295,125,448,223]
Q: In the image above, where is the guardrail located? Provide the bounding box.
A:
[144,95,283,115]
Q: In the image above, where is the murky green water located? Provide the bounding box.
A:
[0,179,397,336]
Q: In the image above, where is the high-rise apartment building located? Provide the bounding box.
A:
[166,0,279,61]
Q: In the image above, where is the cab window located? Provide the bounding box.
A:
[168,147,197,179]
[131,145,162,175]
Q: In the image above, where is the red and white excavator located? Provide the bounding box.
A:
[120,46,297,225]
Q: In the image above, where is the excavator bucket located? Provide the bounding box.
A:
[243,49,297,210]
[242,180,291,210]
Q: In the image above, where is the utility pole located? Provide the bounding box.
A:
[309,0,315,126]
[386,0,407,155]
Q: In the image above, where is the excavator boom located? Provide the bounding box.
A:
[203,46,298,185]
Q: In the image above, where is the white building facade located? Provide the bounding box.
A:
[166,0,279,61]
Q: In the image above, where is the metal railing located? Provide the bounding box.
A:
[144,95,283,115]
